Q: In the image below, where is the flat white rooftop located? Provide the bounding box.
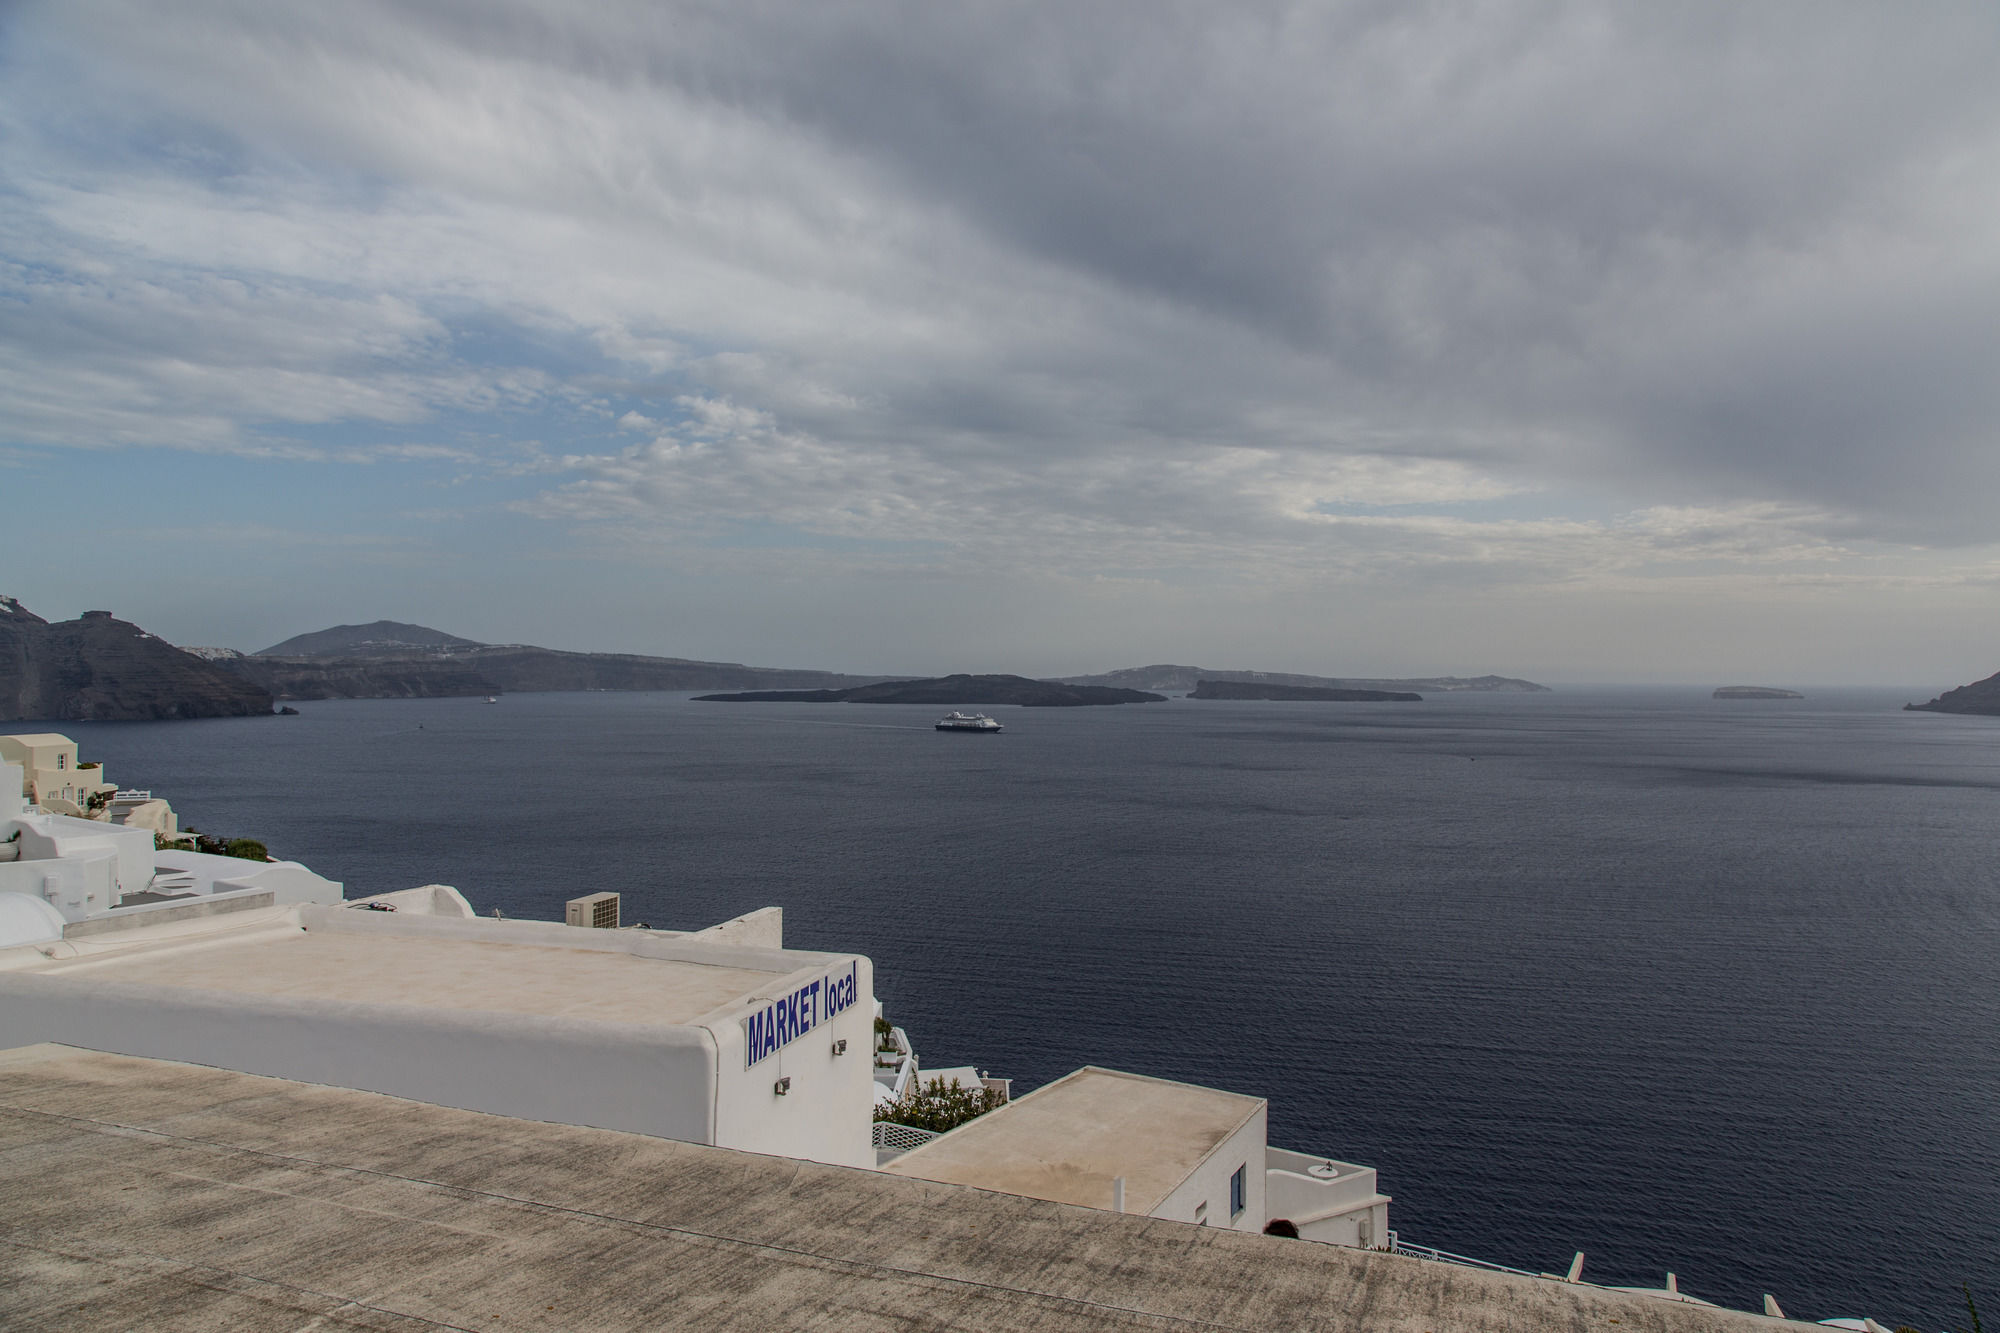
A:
[41,927,782,1025]
[883,1066,1263,1213]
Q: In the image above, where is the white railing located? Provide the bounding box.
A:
[872,1122,940,1155]
[1385,1232,1540,1279]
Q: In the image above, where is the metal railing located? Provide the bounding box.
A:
[1385,1232,1540,1279]
[871,1122,941,1155]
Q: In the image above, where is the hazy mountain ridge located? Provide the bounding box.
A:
[1190,680,1422,702]
[1057,665,1549,693]
[228,620,888,699]
[697,674,1164,707]
[0,599,274,721]
[258,621,484,657]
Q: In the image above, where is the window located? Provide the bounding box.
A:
[1229,1164,1246,1219]
[57,753,67,770]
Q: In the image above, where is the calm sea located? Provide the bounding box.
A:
[53,688,2000,1327]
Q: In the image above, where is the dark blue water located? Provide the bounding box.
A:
[50,690,2000,1327]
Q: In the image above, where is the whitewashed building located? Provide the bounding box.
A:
[881,1066,1391,1246]
[0,883,878,1169]
[0,734,116,816]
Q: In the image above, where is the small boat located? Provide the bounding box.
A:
[484,696,500,704]
[935,711,1002,732]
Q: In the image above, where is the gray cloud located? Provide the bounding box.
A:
[5,0,2000,672]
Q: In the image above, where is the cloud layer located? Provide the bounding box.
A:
[5,1,2000,670]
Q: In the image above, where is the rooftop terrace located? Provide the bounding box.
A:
[0,1045,1822,1332]
[883,1065,1264,1213]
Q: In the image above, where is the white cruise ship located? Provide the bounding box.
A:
[935,712,1002,732]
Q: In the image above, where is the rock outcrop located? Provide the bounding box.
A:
[0,599,273,721]
[1905,671,2000,716]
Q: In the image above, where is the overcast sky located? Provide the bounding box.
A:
[4,2,1999,683]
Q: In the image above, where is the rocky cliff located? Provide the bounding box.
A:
[0,599,274,721]
[1905,671,2000,716]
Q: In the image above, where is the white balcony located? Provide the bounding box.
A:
[1265,1146,1391,1248]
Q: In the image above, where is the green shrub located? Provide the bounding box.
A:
[223,838,269,861]
[872,1076,1005,1134]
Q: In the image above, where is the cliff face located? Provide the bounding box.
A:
[0,601,273,721]
[224,655,502,700]
[1906,671,2000,716]
[222,642,884,700]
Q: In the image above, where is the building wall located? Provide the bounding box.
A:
[1264,1148,1391,1247]
[0,736,112,811]
[699,953,877,1170]
[0,972,721,1144]
[1,763,22,819]
[1152,1104,1268,1233]
[4,815,155,915]
[0,906,879,1168]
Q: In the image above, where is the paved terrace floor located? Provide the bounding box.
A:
[0,1045,1813,1333]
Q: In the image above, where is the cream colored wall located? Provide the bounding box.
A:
[1151,1104,1268,1233]
[0,736,112,811]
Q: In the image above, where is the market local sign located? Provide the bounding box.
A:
[743,961,860,1068]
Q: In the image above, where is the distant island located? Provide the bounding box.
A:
[1190,680,1421,702]
[1059,664,1547,693]
[1712,686,1804,700]
[1905,669,2000,716]
[0,598,273,722]
[697,674,1165,707]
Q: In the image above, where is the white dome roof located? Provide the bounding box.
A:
[0,891,65,948]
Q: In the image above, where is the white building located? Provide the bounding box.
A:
[1,758,342,929]
[0,885,879,1169]
[0,733,116,816]
[881,1066,1390,1245]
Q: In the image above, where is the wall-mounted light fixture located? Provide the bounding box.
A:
[773,1076,791,1096]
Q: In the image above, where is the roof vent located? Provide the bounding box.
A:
[565,891,620,929]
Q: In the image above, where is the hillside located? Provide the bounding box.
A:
[1060,665,1548,693]
[258,620,485,656]
[697,674,1165,707]
[0,598,274,721]
[1905,670,2000,716]
[224,620,884,699]
[1190,680,1421,702]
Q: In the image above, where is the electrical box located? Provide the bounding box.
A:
[565,891,620,930]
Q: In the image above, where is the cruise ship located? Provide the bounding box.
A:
[935,712,1002,732]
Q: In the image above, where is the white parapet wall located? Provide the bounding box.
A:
[1265,1146,1391,1248]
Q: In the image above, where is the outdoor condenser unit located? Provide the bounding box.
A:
[565,891,620,930]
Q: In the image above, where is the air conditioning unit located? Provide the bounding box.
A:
[565,891,620,929]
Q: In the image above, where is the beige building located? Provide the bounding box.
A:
[0,734,116,816]
[882,1065,1388,1249]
